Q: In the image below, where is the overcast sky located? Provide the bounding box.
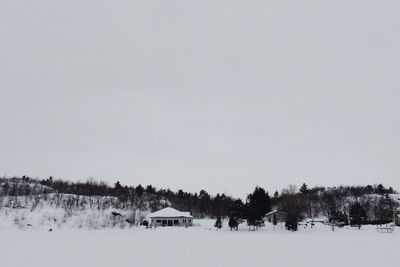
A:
[1,0,399,198]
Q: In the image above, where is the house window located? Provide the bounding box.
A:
[156,220,161,223]
[183,219,186,223]
[174,220,179,225]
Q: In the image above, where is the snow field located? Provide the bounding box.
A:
[0,220,398,267]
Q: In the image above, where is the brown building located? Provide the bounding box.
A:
[395,209,400,226]
[264,210,288,225]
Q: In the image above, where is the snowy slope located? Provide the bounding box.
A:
[0,194,150,230]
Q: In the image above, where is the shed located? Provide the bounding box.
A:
[395,209,400,226]
[148,207,194,227]
[264,210,288,225]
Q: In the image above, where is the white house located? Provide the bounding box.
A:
[148,207,194,227]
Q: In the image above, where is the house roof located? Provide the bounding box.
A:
[265,210,288,217]
[148,207,193,218]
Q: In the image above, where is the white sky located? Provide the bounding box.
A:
[1,0,400,198]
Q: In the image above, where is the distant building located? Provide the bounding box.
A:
[395,209,400,226]
[264,210,287,225]
[148,207,194,227]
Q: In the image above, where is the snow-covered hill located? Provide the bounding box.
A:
[1,177,399,230]
[0,177,175,230]
[0,194,150,230]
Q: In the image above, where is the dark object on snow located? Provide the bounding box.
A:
[285,217,298,231]
[27,224,32,227]
[48,228,52,232]
[349,202,366,229]
[328,209,349,226]
[228,217,239,231]
[111,212,122,217]
[141,220,149,227]
[214,217,222,229]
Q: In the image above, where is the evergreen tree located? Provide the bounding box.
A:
[245,186,271,229]
[376,194,397,223]
[213,193,222,215]
[114,181,122,190]
[214,216,222,230]
[299,183,312,217]
[365,185,374,194]
[135,184,144,197]
[329,209,348,226]
[300,183,308,194]
[376,184,385,195]
[228,199,245,231]
[145,185,156,194]
[231,199,244,218]
[349,202,366,228]
[228,216,238,231]
[285,217,298,231]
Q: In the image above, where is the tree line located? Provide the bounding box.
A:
[1,176,399,230]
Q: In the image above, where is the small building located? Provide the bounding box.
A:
[395,209,400,226]
[264,210,288,225]
[148,207,194,227]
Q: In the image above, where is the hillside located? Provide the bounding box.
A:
[0,176,236,229]
[1,177,399,230]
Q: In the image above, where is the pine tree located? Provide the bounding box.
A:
[135,184,144,197]
[228,216,238,231]
[231,199,244,218]
[114,181,122,197]
[376,184,385,195]
[299,183,312,217]
[214,216,222,230]
[365,185,374,194]
[245,186,271,229]
[300,183,308,194]
[349,202,366,228]
[376,194,397,223]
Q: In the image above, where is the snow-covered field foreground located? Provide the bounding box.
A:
[1,220,398,267]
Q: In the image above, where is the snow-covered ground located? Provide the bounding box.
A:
[0,220,398,267]
[0,194,151,230]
